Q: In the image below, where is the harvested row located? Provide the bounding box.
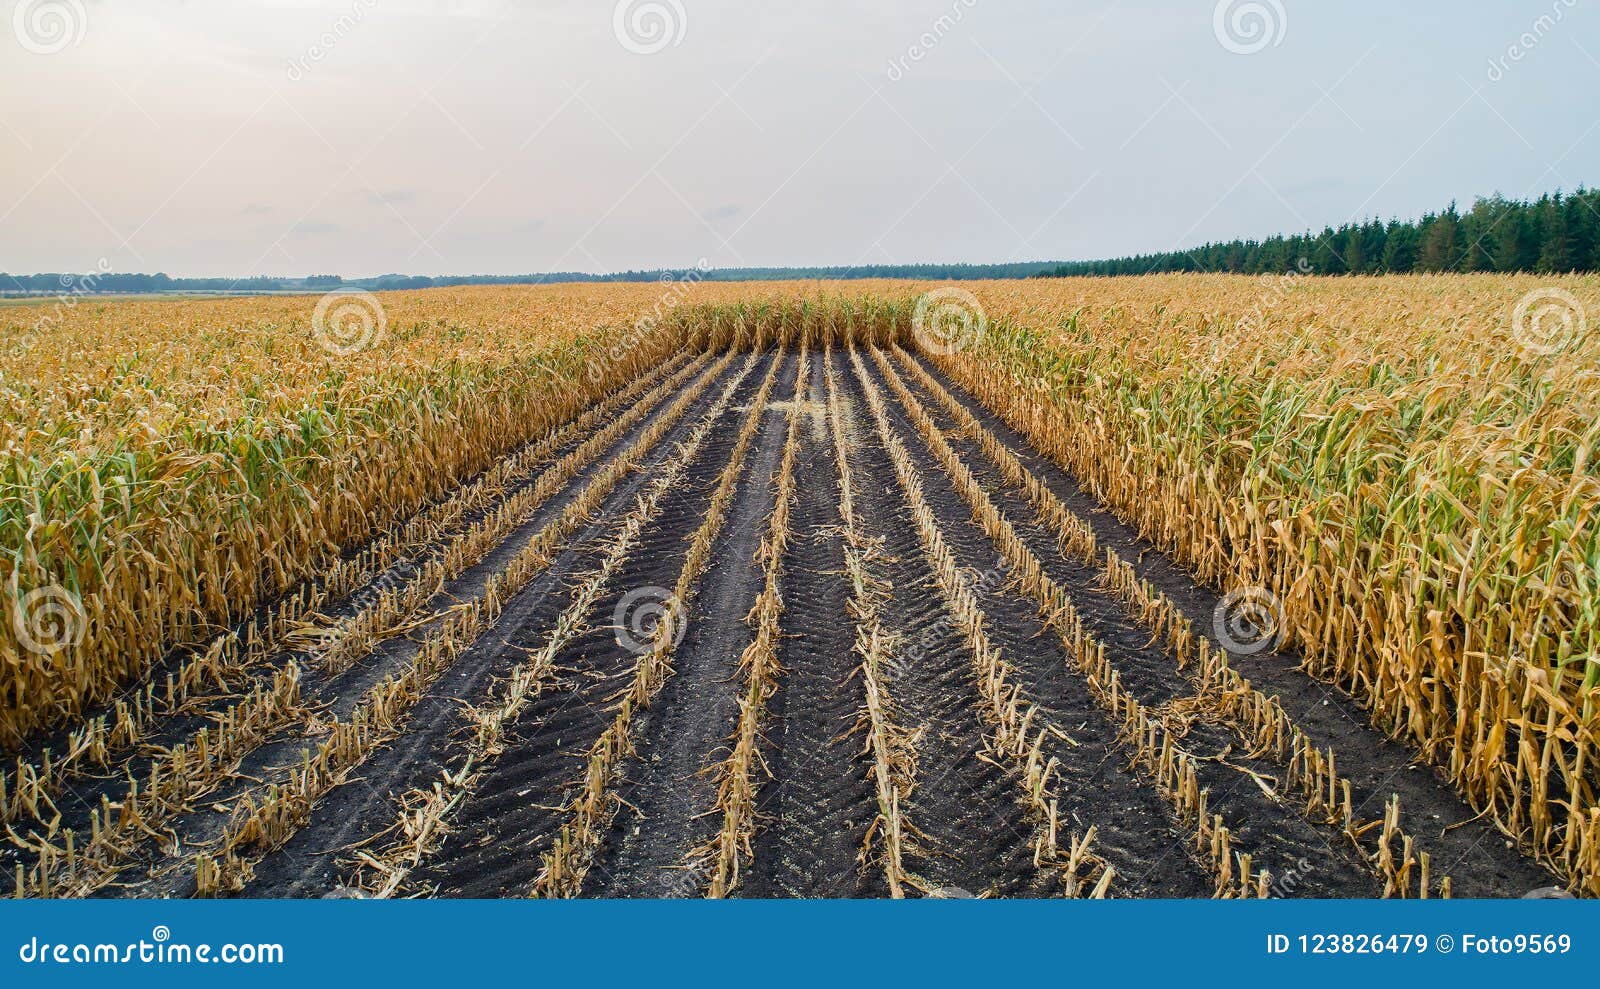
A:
[832,352,1089,896]
[887,346,1448,897]
[529,352,786,897]
[184,351,746,896]
[242,354,774,898]
[695,345,808,897]
[858,345,1280,897]
[847,347,1117,897]
[342,353,764,897]
[822,344,915,897]
[576,358,798,897]
[738,350,879,898]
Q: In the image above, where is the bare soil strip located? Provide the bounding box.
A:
[848,346,1206,897]
[583,354,798,897]
[741,348,875,898]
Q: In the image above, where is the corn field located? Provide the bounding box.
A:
[1,276,1594,898]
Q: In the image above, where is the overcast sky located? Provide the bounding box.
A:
[1,0,1595,277]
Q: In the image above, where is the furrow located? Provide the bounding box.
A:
[340,352,763,897]
[847,346,1119,898]
[530,351,784,897]
[694,343,807,898]
[822,343,915,897]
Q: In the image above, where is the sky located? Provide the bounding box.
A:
[0,0,1596,277]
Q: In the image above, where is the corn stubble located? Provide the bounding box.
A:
[194,351,748,896]
[530,350,783,897]
[823,344,919,897]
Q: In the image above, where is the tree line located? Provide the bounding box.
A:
[8,188,1597,293]
[1038,189,1600,277]
[2,262,1059,296]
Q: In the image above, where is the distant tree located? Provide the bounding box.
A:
[1313,228,1347,275]
[1535,194,1572,273]
[1417,204,1464,272]
[1381,220,1419,273]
